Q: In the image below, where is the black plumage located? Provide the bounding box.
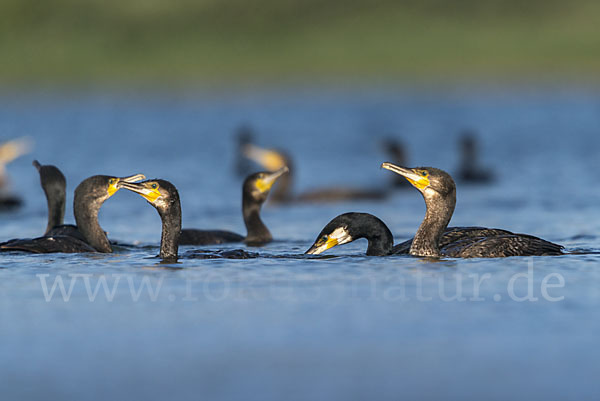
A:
[306,213,394,256]
[382,163,563,258]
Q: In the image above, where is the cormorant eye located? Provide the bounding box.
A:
[421,171,427,177]
[151,183,158,189]
[320,235,328,242]
[109,179,115,185]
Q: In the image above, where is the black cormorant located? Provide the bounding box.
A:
[456,131,494,183]
[0,137,33,210]
[1,173,145,253]
[305,212,394,256]
[31,160,82,240]
[178,167,288,246]
[382,137,411,188]
[234,124,255,177]
[381,163,563,258]
[119,179,261,261]
[117,179,182,261]
[244,144,386,203]
[305,165,563,258]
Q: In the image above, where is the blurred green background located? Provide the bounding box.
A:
[1,0,599,86]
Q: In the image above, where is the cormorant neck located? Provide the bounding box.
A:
[44,188,65,235]
[158,199,181,261]
[242,195,271,245]
[73,192,112,253]
[410,189,456,257]
[363,222,394,256]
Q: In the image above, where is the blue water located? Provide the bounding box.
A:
[1,86,599,400]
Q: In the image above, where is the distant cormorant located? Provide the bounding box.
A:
[0,137,33,210]
[456,131,494,183]
[244,144,386,203]
[178,167,288,246]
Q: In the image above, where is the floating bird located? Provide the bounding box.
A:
[244,144,386,203]
[1,173,145,253]
[0,137,34,210]
[234,124,255,177]
[305,164,563,258]
[456,131,495,183]
[305,212,394,256]
[31,160,82,240]
[179,167,288,246]
[381,137,411,188]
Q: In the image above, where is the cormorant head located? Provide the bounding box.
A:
[381,163,455,198]
[117,179,179,215]
[243,167,289,203]
[243,144,291,172]
[75,173,146,205]
[33,160,66,200]
[305,214,357,255]
[305,212,391,255]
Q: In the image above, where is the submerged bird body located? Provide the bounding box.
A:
[1,172,145,254]
[305,165,563,258]
[178,167,287,246]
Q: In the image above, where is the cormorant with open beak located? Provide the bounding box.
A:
[1,172,145,253]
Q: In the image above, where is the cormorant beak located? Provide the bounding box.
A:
[107,174,146,197]
[381,162,430,190]
[117,180,162,203]
[0,137,34,166]
[305,227,353,255]
[256,166,289,193]
[244,144,287,171]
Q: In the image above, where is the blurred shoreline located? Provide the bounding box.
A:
[1,0,599,87]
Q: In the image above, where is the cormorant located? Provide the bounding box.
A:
[178,167,288,246]
[117,179,182,261]
[382,137,411,188]
[305,212,394,256]
[234,124,255,177]
[456,131,494,183]
[381,163,563,258]
[31,160,82,240]
[1,173,145,253]
[0,137,33,210]
[244,144,386,203]
[305,164,563,258]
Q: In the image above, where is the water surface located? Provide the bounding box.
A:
[0,87,599,400]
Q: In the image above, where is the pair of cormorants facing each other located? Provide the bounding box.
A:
[1,160,145,253]
[306,163,563,258]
